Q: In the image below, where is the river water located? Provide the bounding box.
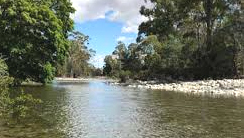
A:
[1,80,244,138]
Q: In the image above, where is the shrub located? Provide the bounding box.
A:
[42,62,56,84]
[119,70,131,83]
[0,58,42,123]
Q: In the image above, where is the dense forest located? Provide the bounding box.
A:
[104,0,244,82]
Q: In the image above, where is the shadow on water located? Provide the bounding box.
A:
[1,80,244,138]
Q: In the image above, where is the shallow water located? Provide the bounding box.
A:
[1,80,244,138]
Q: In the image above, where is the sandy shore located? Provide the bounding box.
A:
[111,79,244,97]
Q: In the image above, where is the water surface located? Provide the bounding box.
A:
[1,80,244,138]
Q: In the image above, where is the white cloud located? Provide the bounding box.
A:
[122,25,138,33]
[90,54,106,68]
[116,36,134,42]
[71,0,151,33]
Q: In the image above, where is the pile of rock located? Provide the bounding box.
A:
[125,79,244,96]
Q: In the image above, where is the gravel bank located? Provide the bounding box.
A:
[112,79,244,96]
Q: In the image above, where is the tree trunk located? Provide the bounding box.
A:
[70,68,73,78]
[232,35,238,77]
[205,0,213,51]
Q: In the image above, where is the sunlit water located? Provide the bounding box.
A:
[1,79,244,138]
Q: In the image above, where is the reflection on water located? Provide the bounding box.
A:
[1,80,244,138]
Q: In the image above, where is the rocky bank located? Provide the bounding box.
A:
[111,79,244,96]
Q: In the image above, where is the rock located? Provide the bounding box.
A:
[112,79,244,97]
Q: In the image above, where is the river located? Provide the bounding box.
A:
[1,79,244,138]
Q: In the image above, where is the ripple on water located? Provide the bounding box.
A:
[1,81,244,138]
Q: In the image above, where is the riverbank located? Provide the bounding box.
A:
[111,79,244,97]
[55,77,89,82]
[55,77,118,83]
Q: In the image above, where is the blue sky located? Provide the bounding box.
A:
[71,0,150,68]
[75,19,137,56]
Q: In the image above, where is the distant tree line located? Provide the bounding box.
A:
[104,0,244,82]
[56,31,102,78]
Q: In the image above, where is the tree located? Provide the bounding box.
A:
[113,42,127,57]
[103,55,120,77]
[0,0,75,84]
[57,31,96,77]
[104,0,243,80]
[209,11,244,77]
[137,0,243,79]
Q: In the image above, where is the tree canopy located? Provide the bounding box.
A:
[56,31,96,78]
[104,0,244,81]
[0,0,75,84]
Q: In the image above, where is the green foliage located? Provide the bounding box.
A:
[8,92,42,122]
[103,54,121,77]
[0,58,12,90]
[209,19,244,78]
[91,68,103,76]
[105,0,243,80]
[0,57,9,77]
[43,62,56,84]
[119,70,131,83]
[139,0,243,80]
[0,58,42,123]
[145,53,162,76]
[56,31,96,77]
[1,90,42,123]
[160,35,184,69]
[0,0,75,83]
[0,58,13,116]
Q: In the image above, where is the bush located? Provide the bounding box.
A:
[0,58,13,89]
[0,58,42,123]
[42,62,56,84]
[0,58,13,118]
[119,70,131,83]
[9,91,42,122]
